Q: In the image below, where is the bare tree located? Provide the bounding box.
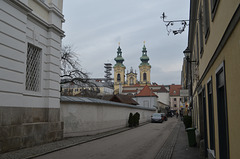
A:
[61,45,89,84]
[60,45,99,96]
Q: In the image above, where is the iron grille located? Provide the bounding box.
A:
[25,44,41,91]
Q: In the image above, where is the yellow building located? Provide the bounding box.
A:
[139,44,151,85]
[183,0,240,159]
[113,43,152,93]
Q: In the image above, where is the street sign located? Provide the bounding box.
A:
[180,89,189,97]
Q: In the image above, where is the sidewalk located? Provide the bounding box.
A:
[171,119,201,159]
[154,118,201,159]
[0,120,201,159]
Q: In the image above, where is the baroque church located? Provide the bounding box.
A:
[113,42,152,94]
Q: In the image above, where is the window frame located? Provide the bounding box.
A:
[211,0,220,21]
[25,43,42,92]
[203,0,210,43]
[215,61,229,159]
[117,73,121,82]
[207,77,215,157]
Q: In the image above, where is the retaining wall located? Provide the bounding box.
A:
[60,96,155,137]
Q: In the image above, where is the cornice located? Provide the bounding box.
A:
[3,0,65,37]
[3,0,33,13]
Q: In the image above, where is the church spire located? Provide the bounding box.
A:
[140,41,150,66]
[114,43,125,67]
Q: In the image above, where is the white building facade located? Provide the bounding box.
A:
[0,0,64,152]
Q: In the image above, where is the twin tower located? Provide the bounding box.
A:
[113,42,151,92]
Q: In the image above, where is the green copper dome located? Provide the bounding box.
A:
[114,46,125,67]
[140,44,150,65]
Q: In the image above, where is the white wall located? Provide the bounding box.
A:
[0,0,64,108]
[61,101,155,137]
[156,92,169,106]
[133,96,157,109]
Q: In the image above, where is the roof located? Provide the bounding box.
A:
[169,84,182,96]
[135,85,158,97]
[102,94,139,105]
[60,96,155,111]
[122,90,138,93]
[158,85,169,93]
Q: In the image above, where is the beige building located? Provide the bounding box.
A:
[182,0,240,159]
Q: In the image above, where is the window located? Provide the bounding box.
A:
[130,77,134,85]
[174,104,177,107]
[211,0,219,20]
[203,0,210,42]
[199,5,204,56]
[25,43,41,91]
[207,78,215,153]
[196,26,200,64]
[143,73,147,81]
[216,62,229,159]
[117,74,121,82]
[174,98,176,101]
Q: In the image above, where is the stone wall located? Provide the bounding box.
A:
[0,107,63,153]
[61,96,155,137]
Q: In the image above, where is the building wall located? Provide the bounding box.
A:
[170,96,181,112]
[133,96,157,109]
[113,66,125,92]
[139,65,151,85]
[0,0,64,152]
[188,0,240,158]
[61,101,155,137]
[156,92,169,106]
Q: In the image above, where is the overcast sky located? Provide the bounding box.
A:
[62,0,190,85]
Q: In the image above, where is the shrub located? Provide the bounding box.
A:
[183,115,192,129]
[128,113,134,127]
[133,112,140,126]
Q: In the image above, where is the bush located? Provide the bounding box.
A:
[128,113,134,127]
[133,112,140,126]
[128,112,140,127]
[183,115,192,129]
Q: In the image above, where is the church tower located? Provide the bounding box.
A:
[126,67,137,85]
[113,44,126,93]
[139,42,151,85]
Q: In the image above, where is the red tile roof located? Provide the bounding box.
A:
[169,84,182,96]
[135,85,158,97]
[122,90,137,93]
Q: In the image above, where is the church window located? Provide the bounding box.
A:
[143,73,147,81]
[130,77,134,85]
[117,74,121,82]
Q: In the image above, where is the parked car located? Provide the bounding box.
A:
[151,113,163,123]
[160,113,168,121]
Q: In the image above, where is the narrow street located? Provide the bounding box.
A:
[35,118,178,159]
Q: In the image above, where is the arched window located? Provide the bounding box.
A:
[117,74,121,82]
[143,73,147,81]
[130,77,134,85]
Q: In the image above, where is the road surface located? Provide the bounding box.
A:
[35,118,178,159]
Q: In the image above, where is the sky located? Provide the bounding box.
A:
[62,0,190,85]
